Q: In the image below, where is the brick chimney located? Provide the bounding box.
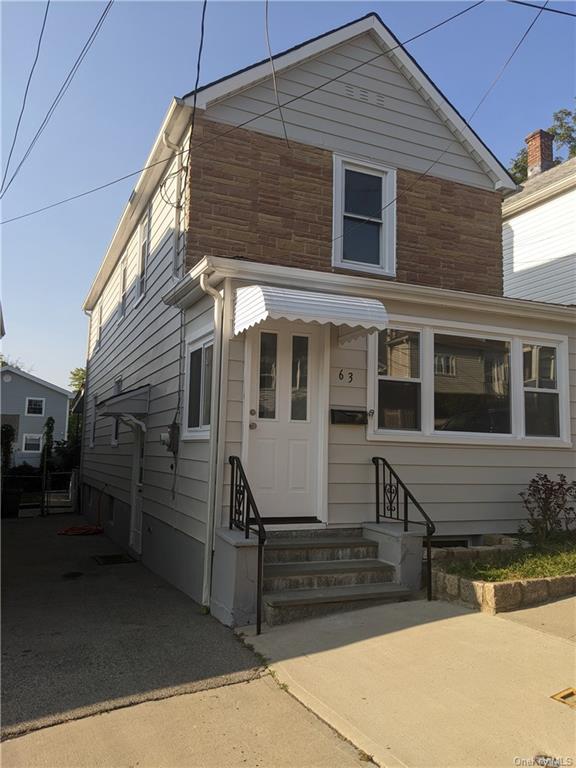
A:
[525,129,554,177]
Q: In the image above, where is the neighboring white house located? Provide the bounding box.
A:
[79,14,575,629]
[503,130,576,305]
[1,366,72,467]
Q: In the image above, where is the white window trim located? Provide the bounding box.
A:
[22,433,42,453]
[367,316,571,448]
[25,397,45,416]
[182,327,214,441]
[332,154,396,277]
[135,208,151,304]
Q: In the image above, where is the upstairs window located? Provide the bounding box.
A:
[183,332,213,439]
[136,210,150,301]
[93,304,102,350]
[118,259,128,320]
[332,156,396,276]
[111,377,122,446]
[25,397,45,416]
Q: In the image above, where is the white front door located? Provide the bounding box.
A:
[246,322,322,520]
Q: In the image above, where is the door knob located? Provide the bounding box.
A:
[249,422,257,430]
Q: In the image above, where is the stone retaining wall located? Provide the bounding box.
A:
[433,569,576,614]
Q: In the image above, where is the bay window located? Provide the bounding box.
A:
[369,324,568,444]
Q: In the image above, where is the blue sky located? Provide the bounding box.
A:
[1,0,574,388]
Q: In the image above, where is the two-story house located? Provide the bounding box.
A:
[1,366,71,466]
[80,14,575,629]
[503,129,576,305]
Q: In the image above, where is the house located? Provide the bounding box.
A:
[79,14,575,628]
[503,130,576,305]
[1,366,72,467]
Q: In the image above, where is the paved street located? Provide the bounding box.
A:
[246,598,576,768]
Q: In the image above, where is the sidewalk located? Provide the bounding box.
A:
[245,598,576,768]
[1,676,368,768]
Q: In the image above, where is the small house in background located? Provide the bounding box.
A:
[503,130,576,305]
[0,366,72,467]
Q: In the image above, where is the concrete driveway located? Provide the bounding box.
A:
[246,599,576,768]
[1,514,261,738]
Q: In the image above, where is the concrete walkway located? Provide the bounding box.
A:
[1,515,260,738]
[1,676,368,768]
[245,599,576,768]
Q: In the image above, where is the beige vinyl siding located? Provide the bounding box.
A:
[218,335,245,527]
[82,140,211,545]
[503,188,576,305]
[204,31,493,191]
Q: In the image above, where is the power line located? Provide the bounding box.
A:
[0,1,114,200]
[265,0,290,147]
[0,2,486,225]
[506,0,576,18]
[1,0,51,193]
[331,0,549,249]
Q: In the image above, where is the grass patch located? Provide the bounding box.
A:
[443,539,576,582]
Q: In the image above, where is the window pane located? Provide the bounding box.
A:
[343,217,380,265]
[291,336,309,421]
[525,392,560,437]
[345,170,382,217]
[26,399,43,415]
[434,335,511,433]
[187,348,202,428]
[523,345,557,389]
[378,381,421,430]
[202,344,213,426]
[378,330,420,379]
[259,332,277,419]
[24,436,41,451]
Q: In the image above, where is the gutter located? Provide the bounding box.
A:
[198,273,224,609]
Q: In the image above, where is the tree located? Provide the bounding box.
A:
[69,367,86,392]
[1,424,15,474]
[0,354,31,372]
[508,103,576,184]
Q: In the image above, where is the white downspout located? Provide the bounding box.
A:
[199,273,224,608]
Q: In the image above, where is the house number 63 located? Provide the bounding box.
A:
[338,369,354,383]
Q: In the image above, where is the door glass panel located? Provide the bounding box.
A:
[259,332,277,419]
[291,336,309,421]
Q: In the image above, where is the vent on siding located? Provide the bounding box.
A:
[343,83,384,107]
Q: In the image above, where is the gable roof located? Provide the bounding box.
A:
[184,12,516,192]
[1,366,73,397]
[503,157,576,218]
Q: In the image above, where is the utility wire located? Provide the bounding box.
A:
[506,0,576,18]
[331,0,550,249]
[265,0,290,147]
[1,0,51,193]
[0,1,114,200]
[0,1,486,225]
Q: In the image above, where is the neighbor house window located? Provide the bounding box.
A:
[118,259,128,320]
[184,333,213,438]
[23,434,42,453]
[377,329,421,430]
[25,397,45,416]
[136,209,150,301]
[332,155,396,275]
[434,335,511,434]
[523,344,560,437]
[369,324,568,444]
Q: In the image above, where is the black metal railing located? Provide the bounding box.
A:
[372,457,436,601]
[228,456,266,634]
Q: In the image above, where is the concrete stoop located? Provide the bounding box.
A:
[262,527,416,625]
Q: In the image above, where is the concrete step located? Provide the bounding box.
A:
[265,527,363,540]
[264,537,378,564]
[263,583,414,626]
[263,559,394,592]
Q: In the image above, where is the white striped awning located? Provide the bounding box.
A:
[234,285,388,344]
